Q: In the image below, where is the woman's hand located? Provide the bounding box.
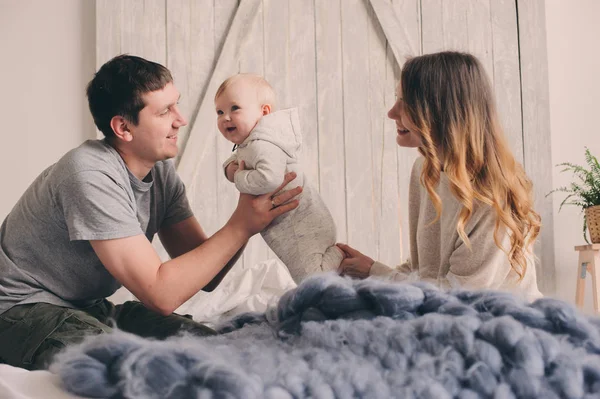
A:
[229,167,302,237]
[336,243,375,279]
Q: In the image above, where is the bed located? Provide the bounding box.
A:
[0,259,296,399]
[4,265,600,398]
[44,274,600,398]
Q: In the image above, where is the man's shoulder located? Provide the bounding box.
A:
[151,159,180,188]
[152,158,176,173]
[55,140,126,182]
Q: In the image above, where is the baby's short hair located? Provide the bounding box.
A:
[215,73,277,109]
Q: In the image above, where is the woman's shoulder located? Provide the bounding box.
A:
[409,156,424,184]
[411,155,425,171]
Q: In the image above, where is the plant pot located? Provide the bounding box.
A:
[586,205,600,244]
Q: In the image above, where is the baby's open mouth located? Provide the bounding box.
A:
[227,127,236,132]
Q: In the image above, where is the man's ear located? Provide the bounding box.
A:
[262,104,272,116]
[110,116,133,142]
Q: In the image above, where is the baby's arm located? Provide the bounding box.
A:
[223,153,238,182]
[234,140,288,195]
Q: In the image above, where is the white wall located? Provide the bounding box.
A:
[546,0,600,310]
[0,0,96,221]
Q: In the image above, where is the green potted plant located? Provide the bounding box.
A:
[548,147,600,244]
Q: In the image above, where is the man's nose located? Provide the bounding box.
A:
[173,108,187,127]
[178,114,188,127]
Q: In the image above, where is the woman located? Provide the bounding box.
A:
[338,51,542,301]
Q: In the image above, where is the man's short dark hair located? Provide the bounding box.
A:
[86,54,173,139]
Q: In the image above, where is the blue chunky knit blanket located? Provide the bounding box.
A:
[53,274,600,398]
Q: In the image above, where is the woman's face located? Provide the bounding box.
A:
[387,83,422,148]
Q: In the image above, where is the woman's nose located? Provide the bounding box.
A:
[387,106,397,120]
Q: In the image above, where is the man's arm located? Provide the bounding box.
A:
[90,172,302,316]
[158,216,245,291]
[91,222,246,315]
[159,216,208,258]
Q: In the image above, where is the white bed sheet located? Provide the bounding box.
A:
[109,257,297,324]
[0,364,86,399]
[0,258,296,398]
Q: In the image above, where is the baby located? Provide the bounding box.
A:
[215,73,344,283]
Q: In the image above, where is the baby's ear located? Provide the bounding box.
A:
[262,104,272,115]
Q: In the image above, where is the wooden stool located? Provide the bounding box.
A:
[575,244,600,311]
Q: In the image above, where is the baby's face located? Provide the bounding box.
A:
[215,80,265,145]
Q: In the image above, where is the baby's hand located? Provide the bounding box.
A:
[226,161,239,182]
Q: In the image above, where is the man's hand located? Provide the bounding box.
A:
[336,243,375,279]
[225,161,239,182]
[229,169,302,237]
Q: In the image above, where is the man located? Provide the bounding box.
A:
[0,54,301,370]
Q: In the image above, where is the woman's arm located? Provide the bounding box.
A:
[442,213,542,302]
[370,260,412,282]
[442,208,512,291]
[336,243,412,281]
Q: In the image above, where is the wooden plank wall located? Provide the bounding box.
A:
[517,0,555,294]
[96,0,555,293]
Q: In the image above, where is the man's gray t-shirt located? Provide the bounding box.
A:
[0,140,193,314]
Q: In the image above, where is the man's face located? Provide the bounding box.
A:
[129,82,187,163]
[215,80,264,145]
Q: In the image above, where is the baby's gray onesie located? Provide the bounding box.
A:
[223,108,343,283]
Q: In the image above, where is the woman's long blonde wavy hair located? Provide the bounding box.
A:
[401,51,540,278]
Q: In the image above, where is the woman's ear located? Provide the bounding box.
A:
[262,104,272,115]
[110,116,133,142]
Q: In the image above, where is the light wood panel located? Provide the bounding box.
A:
[517,0,555,294]
[491,0,524,164]
[341,0,377,258]
[389,0,422,263]
[95,0,555,292]
[236,0,271,268]
[315,0,347,245]
[167,0,220,240]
